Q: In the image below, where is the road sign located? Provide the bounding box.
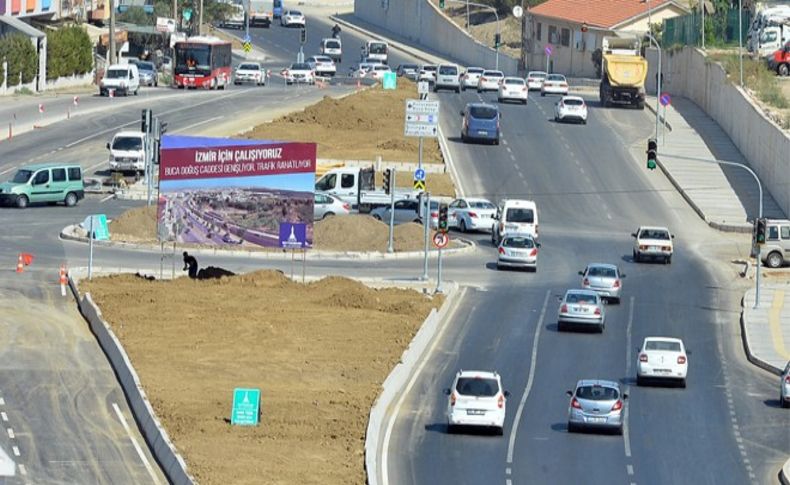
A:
[382,71,397,90]
[418,80,430,95]
[545,45,553,56]
[405,99,440,138]
[243,34,251,44]
[512,5,523,18]
[414,168,425,181]
[279,222,307,249]
[414,179,426,191]
[231,388,261,426]
[433,231,449,249]
[660,92,672,107]
[156,17,176,33]
[83,214,109,240]
[243,42,252,53]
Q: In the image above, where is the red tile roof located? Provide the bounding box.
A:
[530,0,674,29]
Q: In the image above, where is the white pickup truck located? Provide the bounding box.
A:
[315,166,420,212]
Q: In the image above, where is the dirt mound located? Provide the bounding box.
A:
[314,215,427,252]
[109,205,158,242]
[81,271,444,485]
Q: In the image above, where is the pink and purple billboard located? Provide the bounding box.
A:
[157,135,316,248]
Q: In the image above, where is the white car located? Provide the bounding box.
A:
[367,64,392,81]
[283,63,314,85]
[632,225,674,264]
[233,62,265,85]
[418,65,437,83]
[497,233,539,271]
[280,9,305,27]
[637,337,689,388]
[448,197,497,232]
[314,193,350,220]
[498,77,528,104]
[354,61,382,77]
[540,73,569,96]
[554,96,588,124]
[306,55,336,77]
[526,70,547,90]
[477,70,504,92]
[780,361,790,408]
[492,199,539,245]
[461,67,484,91]
[446,370,508,435]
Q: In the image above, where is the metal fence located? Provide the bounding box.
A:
[663,9,752,47]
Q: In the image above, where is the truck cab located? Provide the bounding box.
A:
[770,39,790,75]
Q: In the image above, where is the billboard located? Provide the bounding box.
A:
[157,136,316,248]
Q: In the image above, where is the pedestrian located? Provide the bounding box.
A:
[183,251,198,279]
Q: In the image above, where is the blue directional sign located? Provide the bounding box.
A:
[279,222,307,249]
[231,388,261,426]
[243,34,251,44]
[414,168,426,181]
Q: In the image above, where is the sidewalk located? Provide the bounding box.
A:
[742,286,790,374]
[646,96,785,232]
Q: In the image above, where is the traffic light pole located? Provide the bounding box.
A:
[644,32,662,142]
[659,151,764,307]
[422,192,430,281]
[387,168,395,253]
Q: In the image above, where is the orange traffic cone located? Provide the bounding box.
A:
[59,265,67,296]
[16,254,23,273]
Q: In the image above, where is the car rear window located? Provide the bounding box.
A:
[325,40,340,48]
[640,229,670,240]
[402,64,418,70]
[576,385,618,401]
[469,106,498,119]
[423,65,437,72]
[467,68,484,74]
[588,267,616,277]
[483,71,504,77]
[528,72,546,78]
[566,293,598,304]
[505,79,524,85]
[439,65,458,75]
[470,201,496,209]
[547,74,566,81]
[645,341,682,352]
[503,236,535,248]
[239,64,259,70]
[505,208,534,223]
[291,63,310,70]
[456,377,499,397]
[138,62,155,71]
[563,98,584,106]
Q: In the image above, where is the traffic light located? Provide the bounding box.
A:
[141,109,152,134]
[494,33,501,48]
[439,0,445,8]
[756,218,767,245]
[160,121,168,136]
[646,138,657,170]
[383,168,392,195]
[300,26,307,44]
[438,203,449,232]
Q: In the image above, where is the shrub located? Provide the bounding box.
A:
[0,33,39,86]
[46,25,93,80]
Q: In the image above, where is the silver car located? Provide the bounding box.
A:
[567,380,628,434]
[781,361,790,408]
[371,199,421,225]
[558,289,605,332]
[579,263,625,303]
[497,234,539,271]
[314,193,350,220]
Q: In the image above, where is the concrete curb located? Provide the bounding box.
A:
[60,224,477,261]
[780,458,790,485]
[740,291,783,376]
[68,276,195,485]
[364,283,462,485]
[645,100,673,132]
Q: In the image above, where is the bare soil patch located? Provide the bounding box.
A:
[81,271,444,484]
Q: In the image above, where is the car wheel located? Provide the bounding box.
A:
[615,425,624,436]
[373,214,382,221]
[461,133,467,143]
[636,375,644,387]
[497,97,503,103]
[582,119,587,125]
[665,255,672,265]
[322,212,334,220]
[554,114,559,122]
[567,422,576,433]
[540,92,545,97]
[633,250,640,263]
[15,195,28,209]
[779,63,790,76]
[459,220,467,233]
[679,378,687,389]
[493,138,500,146]
[477,89,482,93]
[781,395,789,408]
[557,321,565,332]
[447,424,456,434]
[495,426,504,436]
[767,251,784,268]
[64,192,78,207]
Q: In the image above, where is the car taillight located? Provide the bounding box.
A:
[639,353,648,362]
[499,222,504,233]
[529,248,538,257]
[468,211,478,218]
[678,356,686,364]
[661,246,671,251]
[613,279,621,288]
[342,203,350,210]
[451,392,457,406]
[481,77,487,82]
[560,304,568,313]
[498,394,505,409]
[559,101,564,107]
[560,83,568,87]
[583,278,590,286]
[612,400,623,411]
[639,245,648,250]
[571,397,582,409]
[522,86,527,91]
[431,211,438,217]
[594,307,601,315]
[785,375,790,383]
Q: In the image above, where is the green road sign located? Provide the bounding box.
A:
[382,71,397,90]
[231,388,261,426]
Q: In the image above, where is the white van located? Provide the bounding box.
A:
[435,64,461,93]
[363,40,388,64]
[321,38,343,63]
[492,199,539,245]
[100,63,140,96]
[107,131,147,173]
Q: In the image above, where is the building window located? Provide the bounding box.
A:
[536,22,542,41]
[548,25,558,44]
[561,28,570,47]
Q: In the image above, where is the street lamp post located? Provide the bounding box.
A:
[644,32,662,141]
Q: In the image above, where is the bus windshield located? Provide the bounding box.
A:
[369,42,387,54]
[175,45,211,74]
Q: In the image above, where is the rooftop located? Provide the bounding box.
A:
[530,0,677,29]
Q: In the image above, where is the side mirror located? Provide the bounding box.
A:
[578,270,584,275]
[630,232,637,238]
[459,110,465,116]
[557,295,564,302]
[671,234,675,238]
[620,273,627,278]
[623,393,629,400]
[566,390,573,397]
[686,350,692,356]
[106,142,110,150]
[536,242,542,248]
[504,390,511,397]
[444,388,451,395]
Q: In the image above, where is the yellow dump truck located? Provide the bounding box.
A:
[599,36,647,109]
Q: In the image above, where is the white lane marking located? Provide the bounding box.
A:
[1,412,6,422]
[174,115,224,134]
[112,403,162,485]
[506,468,511,475]
[6,428,14,439]
[0,166,16,175]
[502,139,508,146]
[510,154,516,161]
[507,290,550,464]
[85,160,107,173]
[381,289,468,485]
[100,194,115,203]
[623,296,635,459]
[18,464,26,475]
[627,465,634,475]
[506,146,512,153]
[0,398,5,405]
[506,480,512,485]
[11,446,19,457]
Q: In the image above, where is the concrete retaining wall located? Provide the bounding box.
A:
[647,46,790,215]
[70,277,195,485]
[45,72,94,91]
[354,0,519,74]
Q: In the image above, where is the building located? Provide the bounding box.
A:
[524,0,689,78]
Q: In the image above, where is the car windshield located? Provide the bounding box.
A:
[505,79,524,85]
[439,66,457,75]
[503,236,535,248]
[401,64,418,71]
[105,68,128,79]
[137,62,155,71]
[505,208,534,223]
[238,64,260,70]
[563,98,584,106]
[369,43,387,54]
[483,71,503,77]
[291,63,311,70]
[547,74,566,81]
[645,341,682,352]
[566,293,598,304]
[112,137,143,151]
[11,169,32,184]
[455,377,499,397]
[469,106,498,119]
[469,200,496,209]
[640,229,670,240]
[423,65,437,72]
[588,266,616,277]
[576,385,618,401]
[325,40,340,49]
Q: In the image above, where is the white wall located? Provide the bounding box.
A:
[354,0,519,74]
[45,71,95,90]
[647,46,790,214]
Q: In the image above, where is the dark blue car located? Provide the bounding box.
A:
[461,103,500,145]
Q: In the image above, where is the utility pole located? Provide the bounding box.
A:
[173,0,177,24]
[109,0,116,64]
[198,0,204,35]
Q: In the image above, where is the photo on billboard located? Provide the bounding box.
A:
[157,136,316,248]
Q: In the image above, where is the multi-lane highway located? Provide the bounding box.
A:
[0,4,787,484]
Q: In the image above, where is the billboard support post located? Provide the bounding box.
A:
[422,192,430,281]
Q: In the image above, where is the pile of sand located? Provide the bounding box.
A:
[108,205,158,242]
[81,271,444,485]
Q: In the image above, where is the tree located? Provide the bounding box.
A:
[0,33,39,86]
[118,6,154,25]
[46,26,93,80]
